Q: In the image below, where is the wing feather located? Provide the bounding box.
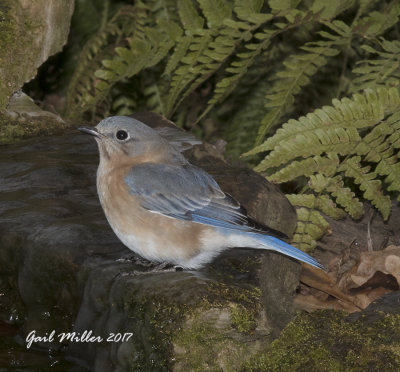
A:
[124,163,286,237]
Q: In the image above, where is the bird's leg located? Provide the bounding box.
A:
[133,261,184,274]
[116,254,154,267]
[116,257,184,276]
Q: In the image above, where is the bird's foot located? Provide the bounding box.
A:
[116,254,153,266]
[118,260,184,276]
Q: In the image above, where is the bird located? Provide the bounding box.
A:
[78,116,324,270]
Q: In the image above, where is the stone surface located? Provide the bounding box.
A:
[243,290,400,371]
[0,0,75,111]
[0,91,68,144]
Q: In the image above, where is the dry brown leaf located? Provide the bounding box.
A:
[298,264,361,312]
[293,294,359,312]
[296,246,400,313]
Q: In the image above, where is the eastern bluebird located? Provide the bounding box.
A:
[78,116,324,270]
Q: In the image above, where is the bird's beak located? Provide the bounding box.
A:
[78,127,101,138]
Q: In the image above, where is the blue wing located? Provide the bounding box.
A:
[124,163,324,269]
[124,163,258,233]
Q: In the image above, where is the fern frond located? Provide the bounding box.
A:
[355,2,400,37]
[197,9,314,124]
[310,0,356,20]
[111,79,139,116]
[143,82,166,115]
[93,19,176,111]
[66,5,138,118]
[338,156,391,219]
[248,88,399,166]
[322,175,364,219]
[165,29,216,116]
[197,0,232,28]
[354,111,400,197]
[177,0,204,34]
[66,1,180,118]
[166,2,273,117]
[222,77,270,157]
[288,202,331,251]
[221,46,283,158]
[288,194,346,219]
[268,153,339,182]
[256,41,341,144]
[255,19,355,144]
[251,87,400,226]
[256,126,360,170]
[352,39,400,92]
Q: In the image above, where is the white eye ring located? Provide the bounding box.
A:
[116,130,129,141]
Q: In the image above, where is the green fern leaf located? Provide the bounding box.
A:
[352,39,400,92]
[316,194,347,219]
[247,88,398,161]
[256,126,360,170]
[256,42,341,143]
[306,173,364,219]
[66,5,138,118]
[292,232,317,251]
[90,20,175,111]
[235,0,264,17]
[287,193,346,219]
[356,4,400,37]
[268,0,300,12]
[252,88,400,221]
[143,83,166,115]
[339,156,391,219]
[197,10,312,124]
[178,0,204,33]
[291,207,330,251]
[197,0,232,28]
[166,6,273,117]
[311,0,355,20]
[324,175,364,219]
[268,153,339,182]
[255,18,357,144]
[353,111,400,197]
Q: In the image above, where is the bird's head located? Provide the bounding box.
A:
[79,116,183,165]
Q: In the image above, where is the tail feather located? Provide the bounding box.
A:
[254,234,325,270]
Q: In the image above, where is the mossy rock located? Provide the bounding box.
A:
[242,293,400,372]
[0,0,74,111]
[65,256,272,371]
[0,92,69,144]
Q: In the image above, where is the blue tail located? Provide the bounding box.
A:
[254,234,325,270]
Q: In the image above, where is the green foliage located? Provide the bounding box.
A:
[247,87,400,250]
[66,0,324,120]
[63,0,400,251]
[351,39,400,91]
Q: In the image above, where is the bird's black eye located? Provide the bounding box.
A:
[116,130,128,141]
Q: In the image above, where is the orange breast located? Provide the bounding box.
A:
[96,163,206,263]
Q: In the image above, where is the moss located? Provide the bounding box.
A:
[0,1,67,113]
[121,293,190,371]
[173,315,250,372]
[119,275,269,371]
[0,114,68,144]
[205,281,262,308]
[0,3,17,110]
[230,304,257,333]
[242,310,400,372]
